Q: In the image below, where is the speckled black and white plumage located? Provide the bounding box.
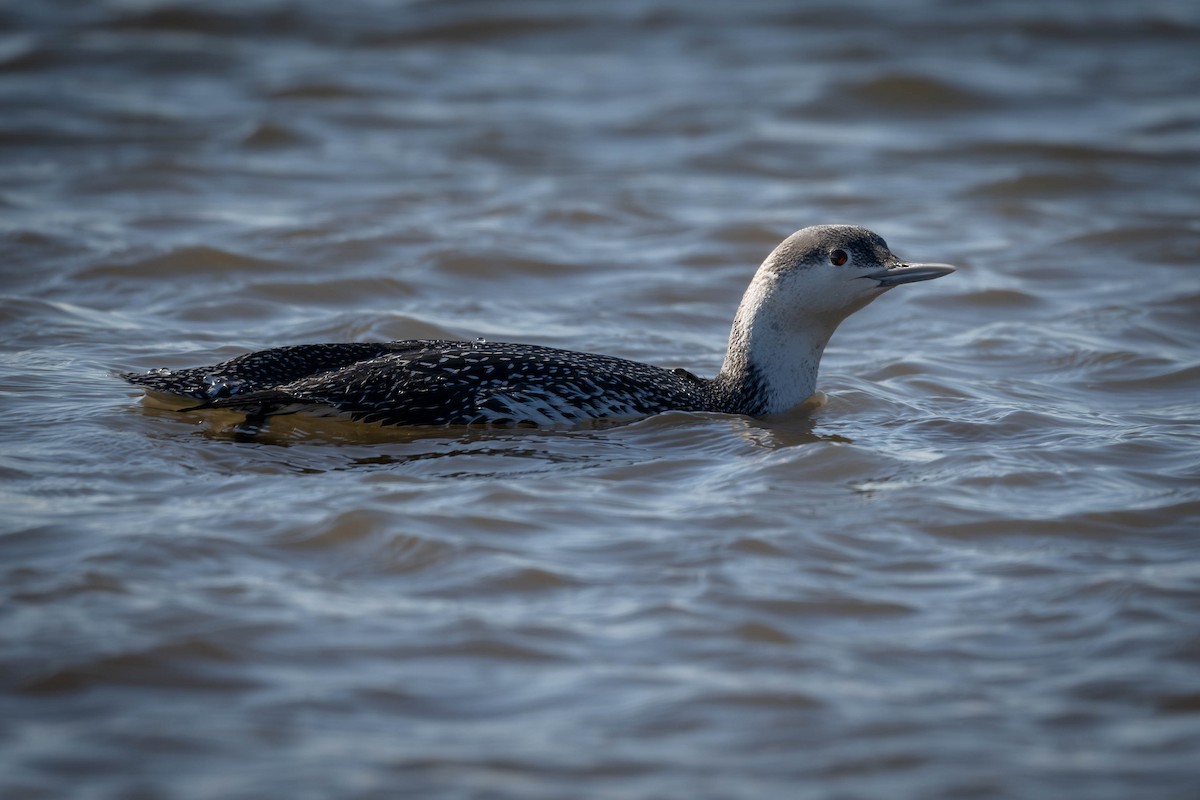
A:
[122,225,955,429]
[124,339,763,427]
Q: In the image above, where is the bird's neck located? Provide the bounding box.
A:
[713,272,837,416]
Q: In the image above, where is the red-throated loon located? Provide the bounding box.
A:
[122,224,955,428]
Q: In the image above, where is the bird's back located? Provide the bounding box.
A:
[123,339,716,427]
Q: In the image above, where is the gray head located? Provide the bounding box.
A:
[720,224,955,414]
[755,224,955,325]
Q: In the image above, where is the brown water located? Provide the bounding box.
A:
[3,1,1200,798]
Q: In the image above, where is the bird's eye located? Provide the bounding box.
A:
[829,249,849,266]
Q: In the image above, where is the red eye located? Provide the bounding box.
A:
[829,249,848,266]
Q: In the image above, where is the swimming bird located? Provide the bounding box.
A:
[122,224,954,428]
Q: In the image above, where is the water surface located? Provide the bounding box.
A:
[2,1,1199,798]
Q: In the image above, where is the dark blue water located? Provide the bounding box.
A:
[2,1,1199,798]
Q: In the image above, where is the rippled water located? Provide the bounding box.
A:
[3,1,1199,798]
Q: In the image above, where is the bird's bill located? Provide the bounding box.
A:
[862,263,956,287]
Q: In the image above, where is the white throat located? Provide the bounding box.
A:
[717,268,854,415]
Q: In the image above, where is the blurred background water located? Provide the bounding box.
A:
[2,1,1199,798]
